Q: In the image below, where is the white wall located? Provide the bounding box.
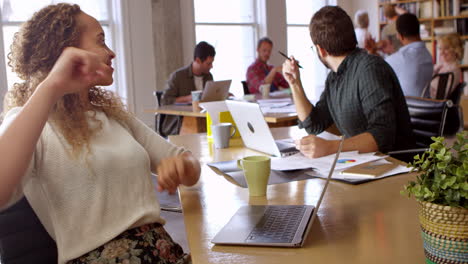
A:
[123,0,157,127]
[180,0,195,65]
[265,0,288,67]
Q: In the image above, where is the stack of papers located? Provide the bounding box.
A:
[257,98,296,113]
[271,151,411,183]
[271,151,381,172]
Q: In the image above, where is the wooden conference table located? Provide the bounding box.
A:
[147,92,298,134]
[148,104,298,134]
[169,127,425,264]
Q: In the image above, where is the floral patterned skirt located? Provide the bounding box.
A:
[68,223,191,264]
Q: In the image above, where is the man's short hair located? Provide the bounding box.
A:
[384,4,397,19]
[309,6,357,56]
[396,13,420,38]
[194,41,216,62]
[257,37,273,49]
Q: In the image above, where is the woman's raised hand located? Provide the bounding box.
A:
[42,47,112,99]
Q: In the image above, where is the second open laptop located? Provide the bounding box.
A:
[211,137,344,247]
[225,100,297,157]
[200,79,232,102]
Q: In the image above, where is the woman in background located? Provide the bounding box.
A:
[0,3,199,264]
[354,10,372,49]
[430,33,464,99]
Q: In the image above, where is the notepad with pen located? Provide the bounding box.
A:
[340,159,399,178]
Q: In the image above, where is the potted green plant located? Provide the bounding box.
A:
[402,131,467,264]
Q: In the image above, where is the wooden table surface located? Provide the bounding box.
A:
[168,127,425,264]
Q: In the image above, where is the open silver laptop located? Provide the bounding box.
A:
[201,80,232,102]
[211,137,344,247]
[225,100,297,157]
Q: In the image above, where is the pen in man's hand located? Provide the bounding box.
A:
[278,51,303,69]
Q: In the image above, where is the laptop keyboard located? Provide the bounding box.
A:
[245,205,307,243]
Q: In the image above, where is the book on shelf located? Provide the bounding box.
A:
[462,0,468,15]
[454,0,460,15]
[434,0,440,17]
[396,3,420,16]
[436,0,464,17]
[463,41,468,65]
[456,19,468,35]
[420,1,433,18]
[379,6,388,23]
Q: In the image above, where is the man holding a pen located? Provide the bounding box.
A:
[282,6,415,159]
[246,37,289,94]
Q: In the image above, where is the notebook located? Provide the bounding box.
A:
[340,158,399,178]
[211,137,344,247]
[201,80,232,102]
[225,101,298,157]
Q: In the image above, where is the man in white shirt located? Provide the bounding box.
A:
[386,13,433,97]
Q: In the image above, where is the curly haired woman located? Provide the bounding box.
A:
[0,3,199,264]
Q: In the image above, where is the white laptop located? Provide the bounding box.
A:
[201,80,232,102]
[225,100,298,157]
[211,137,344,247]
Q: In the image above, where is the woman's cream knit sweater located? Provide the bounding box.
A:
[0,107,185,263]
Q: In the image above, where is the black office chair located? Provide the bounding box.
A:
[241,81,251,95]
[153,90,166,137]
[444,82,465,136]
[388,95,463,162]
[407,96,461,147]
[420,72,454,99]
[0,197,58,264]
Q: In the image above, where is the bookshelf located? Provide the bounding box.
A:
[378,0,468,74]
[378,0,429,6]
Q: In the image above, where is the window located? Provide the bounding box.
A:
[0,0,125,98]
[194,0,257,97]
[285,0,335,102]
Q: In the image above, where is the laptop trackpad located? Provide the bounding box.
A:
[212,206,266,244]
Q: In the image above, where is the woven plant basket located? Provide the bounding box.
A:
[419,201,468,264]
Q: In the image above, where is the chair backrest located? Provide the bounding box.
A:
[421,72,455,99]
[443,82,466,135]
[0,197,57,264]
[241,81,250,95]
[154,90,163,107]
[405,96,453,148]
[447,82,465,105]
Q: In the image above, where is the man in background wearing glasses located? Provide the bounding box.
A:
[282,6,414,159]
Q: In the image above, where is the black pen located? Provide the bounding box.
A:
[278,51,303,69]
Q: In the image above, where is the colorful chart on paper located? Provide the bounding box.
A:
[337,159,357,164]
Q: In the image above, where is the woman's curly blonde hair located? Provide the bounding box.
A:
[438,33,464,62]
[4,3,129,156]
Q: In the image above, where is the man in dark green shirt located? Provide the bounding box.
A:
[283,6,414,158]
